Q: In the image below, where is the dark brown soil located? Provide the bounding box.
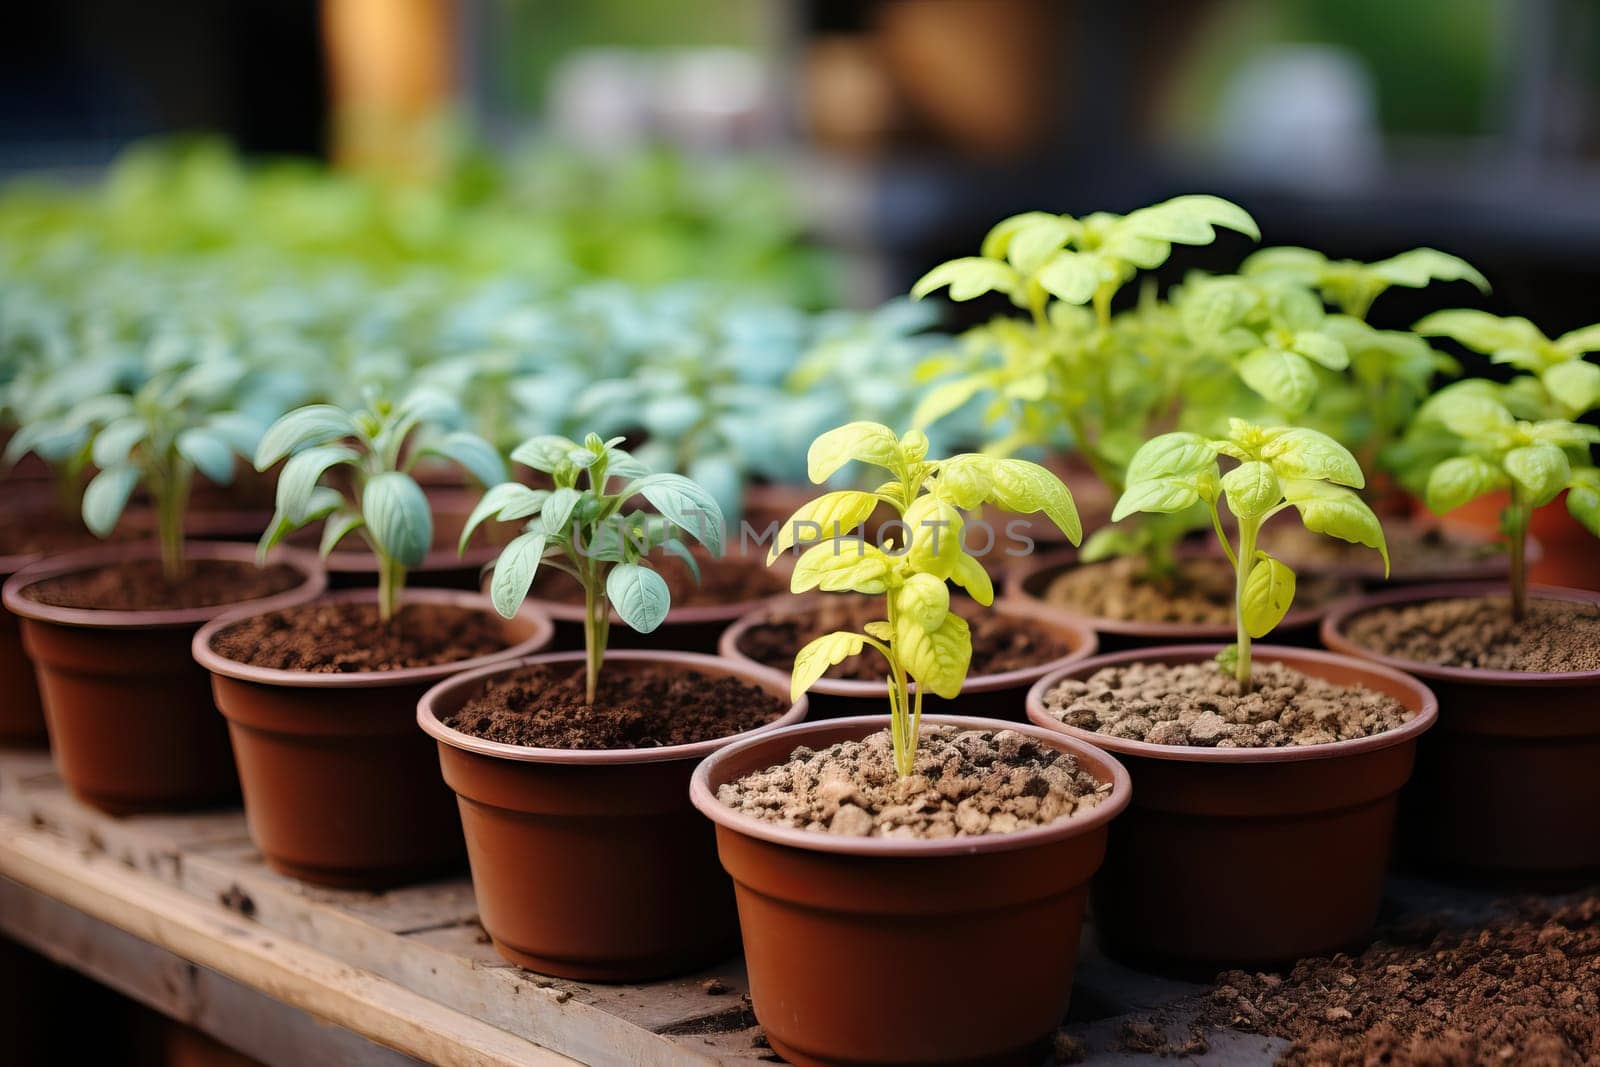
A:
[1265,522,1501,578]
[1040,660,1412,747]
[1345,595,1600,673]
[736,595,1070,681]
[531,549,787,610]
[1201,894,1600,1066]
[445,662,787,749]
[1040,555,1348,626]
[21,559,301,612]
[210,601,510,672]
[716,726,1111,838]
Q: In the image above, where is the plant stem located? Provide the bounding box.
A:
[582,566,609,706]
[884,599,914,777]
[1234,516,1259,691]
[377,555,405,624]
[1505,487,1529,623]
[156,467,189,584]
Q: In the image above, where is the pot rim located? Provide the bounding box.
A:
[1004,547,1347,639]
[1320,581,1600,687]
[1,540,326,630]
[688,713,1132,858]
[1024,643,1439,764]
[717,594,1099,698]
[192,588,555,689]
[525,548,793,627]
[417,648,807,765]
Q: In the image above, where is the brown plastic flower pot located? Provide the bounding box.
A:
[1026,645,1437,972]
[418,649,807,981]
[193,590,555,890]
[0,526,51,748]
[1006,548,1340,652]
[1430,489,1600,591]
[719,596,1098,722]
[689,714,1131,1067]
[1321,582,1600,880]
[1,542,325,814]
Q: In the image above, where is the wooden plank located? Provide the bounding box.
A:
[0,876,420,1067]
[0,815,576,1067]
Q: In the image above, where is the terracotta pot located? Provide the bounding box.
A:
[690,714,1131,1066]
[719,596,1097,722]
[418,649,807,981]
[1007,548,1345,652]
[1,542,325,814]
[1267,515,1536,589]
[1321,582,1600,879]
[0,493,62,748]
[1431,489,1600,591]
[324,490,503,591]
[1025,644,1437,971]
[193,590,554,889]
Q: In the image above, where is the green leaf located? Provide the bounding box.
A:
[903,496,964,579]
[509,435,579,474]
[255,405,357,469]
[177,428,237,485]
[362,471,433,570]
[767,490,881,562]
[1541,360,1600,417]
[807,422,902,483]
[1241,551,1296,639]
[1004,214,1077,274]
[1221,461,1281,519]
[1370,248,1489,292]
[1261,428,1365,488]
[977,457,1082,546]
[1079,525,1140,563]
[489,531,546,618]
[422,431,506,487]
[539,486,583,539]
[863,621,893,642]
[81,465,140,538]
[1414,310,1547,355]
[1291,330,1349,370]
[910,257,1019,301]
[895,611,971,699]
[1125,433,1220,483]
[1554,325,1600,357]
[1430,392,1514,439]
[277,445,358,523]
[1567,471,1600,538]
[91,417,148,470]
[1035,251,1103,304]
[1239,348,1317,413]
[896,572,951,632]
[607,563,672,633]
[950,552,993,605]
[1124,194,1259,244]
[1290,485,1389,574]
[319,509,365,557]
[791,540,893,595]
[1112,477,1200,521]
[1424,456,1508,514]
[911,376,987,431]
[981,211,1071,259]
[790,631,867,701]
[460,483,547,554]
[635,473,726,555]
[1504,444,1571,507]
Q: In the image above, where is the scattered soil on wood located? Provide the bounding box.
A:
[446,662,786,749]
[531,549,787,610]
[211,601,510,672]
[1344,595,1600,673]
[1200,893,1600,1066]
[735,595,1071,681]
[21,559,301,612]
[1039,555,1347,627]
[717,726,1110,838]
[1040,660,1411,747]
[1265,523,1501,579]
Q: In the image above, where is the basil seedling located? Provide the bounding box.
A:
[773,422,1080,776]
[463,433,724,704]
[1114,420,1388,690]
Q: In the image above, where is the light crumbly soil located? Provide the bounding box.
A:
[1264,522,1501,578]
[1040,556,1348,627]
[1344,595,1600,673]
[716,727,1110,838]
[1040,660,1411,747]
[1201,894,1600,1066]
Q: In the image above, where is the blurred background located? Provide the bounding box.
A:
[3,0,1598,328]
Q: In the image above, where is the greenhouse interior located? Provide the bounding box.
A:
[2,2,1599,1065]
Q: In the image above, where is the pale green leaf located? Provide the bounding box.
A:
[1239,347,1317,413]
[1424,456,1507,514]
[1220,461,1281,519]
[1241,551,1296,639]
[1504,444,1571,507]
[255,405,357,469]
[807,421,902,483]
[81,465,140,538]
[489,531,547,618]
[767,490,881,562]
[910,257,1019,301]
[791,539,893,595]
[895,611,971,699]
[607,563,671,633]
[1112,477,1200,521]
[791,630,868,700]
[949,552,994,605]
[896,572,951,632]
[362,471,433,570]
[1125,432,1220,483]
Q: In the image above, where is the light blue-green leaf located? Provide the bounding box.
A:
[319,510,366,557]
[362,471,433,569]
[633,473,726,556]
[177,428,237,485]
[81,465,140,538]
[277,445,358,523]
[607,562,671,633]
[422,431,506,487]
[91,417,148,470]
[255,405,358,468]
[489,531,547,618]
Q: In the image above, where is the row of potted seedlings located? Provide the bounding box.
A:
[1,195,1597,1066]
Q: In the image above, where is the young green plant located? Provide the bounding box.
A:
[255,388,505,621]
[461,433,724,703]
[1114,419,1388,689]
[771,422,1080,776]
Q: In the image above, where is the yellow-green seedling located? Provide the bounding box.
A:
[771,421,1080,775]
[1414,311,1600,421]
[256,389,505,622]
[463,433,724,704]
[1114,420,1388,690]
